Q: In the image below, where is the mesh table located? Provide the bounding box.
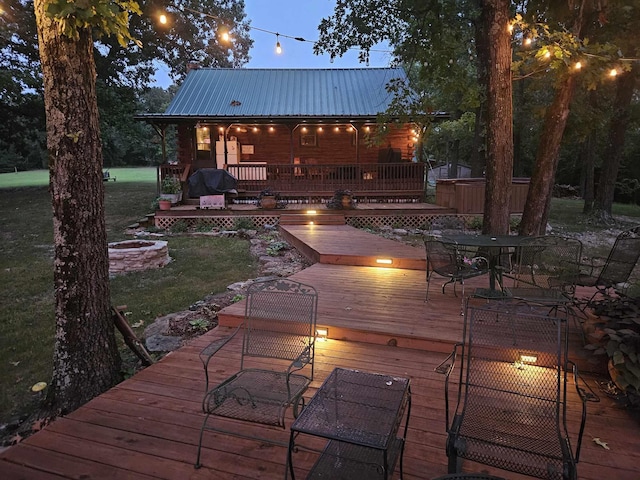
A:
[287,367,411,479]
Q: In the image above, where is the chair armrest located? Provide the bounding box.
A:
[287,344,313,377]
[579,257,606,277]
[568,361,600,462]
[199,324,243,393]
[435,343,461,430]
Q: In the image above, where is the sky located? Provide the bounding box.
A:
[153,0,392,87]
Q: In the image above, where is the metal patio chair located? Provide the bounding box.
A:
[425,236,489,313]
[437,302,597,479]
[575,225,640,307]
[195,278,318,468]
[507,235,582,308]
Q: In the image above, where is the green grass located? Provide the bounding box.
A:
[0,171,258,425]
[0,167,157,188]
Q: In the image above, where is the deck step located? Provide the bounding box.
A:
[279,213,345,225]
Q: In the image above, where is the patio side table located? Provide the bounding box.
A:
[287,367,411,480]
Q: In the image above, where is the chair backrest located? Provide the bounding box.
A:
[242,278,318,367]
[461,302,568,433]
[513,235,582,294]
[597,226,640,287]
[425,236,459,273]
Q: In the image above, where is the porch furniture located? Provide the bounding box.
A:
[440,234,527,296]
[575,225,640,307]
[424,236,490,312]
[287,367,411,480]
[195,278,318,469]
[437,302,596,479]
[507,236,582,308]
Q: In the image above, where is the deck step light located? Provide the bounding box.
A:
[315,328,328,341]
[376,258,393,265]
[520,354,538,364]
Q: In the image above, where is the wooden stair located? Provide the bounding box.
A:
[278,213,345,225]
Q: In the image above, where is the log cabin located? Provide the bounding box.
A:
[137,67,441,203]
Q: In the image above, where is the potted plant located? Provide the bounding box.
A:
[161,175,182,204]
[258,188,285,209]
[158,197,172,211]
[326,189,356,209]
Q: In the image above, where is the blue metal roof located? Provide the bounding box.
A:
[159,68,407,120]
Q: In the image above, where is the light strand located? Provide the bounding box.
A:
[166,5,391,55]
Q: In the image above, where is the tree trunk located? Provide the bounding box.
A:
[519,74,578,236]
[519,0,589,236]
[34,0,122,414]
[480,0,513,235]
[592,66,637,222]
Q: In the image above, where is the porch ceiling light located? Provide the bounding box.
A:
[306,210,317,215]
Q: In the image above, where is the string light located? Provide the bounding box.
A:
[574,61,582,70]
[160,4,391,58]
[609,68,618,77]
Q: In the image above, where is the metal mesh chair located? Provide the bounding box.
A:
[507,236,582,306]
[576,225,640,306]
[425,236,489,312]
[437,302,597,479]
[195,278,318,468]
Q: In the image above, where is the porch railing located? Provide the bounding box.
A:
[226,163,426,199]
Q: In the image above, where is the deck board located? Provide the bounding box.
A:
[2,329,639,480]
[280,224,426,270]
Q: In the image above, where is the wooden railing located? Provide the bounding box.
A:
[226,163,427,199]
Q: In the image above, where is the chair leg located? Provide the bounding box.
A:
[195,413,211,469]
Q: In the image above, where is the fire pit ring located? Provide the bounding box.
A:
[108,240,170,274]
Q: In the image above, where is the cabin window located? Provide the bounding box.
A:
[196,125,211,151]
[300,133,317,147]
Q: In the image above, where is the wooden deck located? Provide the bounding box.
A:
[279,224,426,270]
[2,227,639,479]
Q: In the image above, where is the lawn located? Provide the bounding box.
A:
[0,168,259,428]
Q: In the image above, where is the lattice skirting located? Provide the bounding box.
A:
[154,215,281,230]
[154,213,486,231]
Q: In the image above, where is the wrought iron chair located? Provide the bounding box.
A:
[195,278,318,468]
[507,235,582,308]
[425,236,489,312]
[576,225,640,307]
[437,302,597,479]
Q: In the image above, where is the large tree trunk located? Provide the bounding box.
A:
[34,0,122,413]
[519,74,578,235]
[519,1,589,236]
[592,66,637,222]
[480,0,513,235]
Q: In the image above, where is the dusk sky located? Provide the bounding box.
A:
[153,0,392,86]
[243,0,392,69]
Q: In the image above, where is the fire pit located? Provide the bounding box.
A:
[108,240,170,274]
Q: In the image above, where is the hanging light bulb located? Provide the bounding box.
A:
[609,68,618,77]
[159,13,168,25]
[220,31,230,42]
[275,34,282,54]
